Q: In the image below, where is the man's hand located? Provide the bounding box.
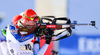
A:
[45,36,52,44]
[44,28,54,44]
[43,28,54,35]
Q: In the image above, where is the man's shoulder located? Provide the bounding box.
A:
[7,24,15,30]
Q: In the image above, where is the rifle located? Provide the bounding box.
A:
[37,16,97,41]
[39,21,97,29]
[38,16,97,29]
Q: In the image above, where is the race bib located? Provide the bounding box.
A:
[20,43,33,52]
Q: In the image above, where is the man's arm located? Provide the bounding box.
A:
[33,28,53,55]
[33,37,50,55]
[33,37,41,54]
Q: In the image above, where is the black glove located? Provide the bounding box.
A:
[34,27,44,36]
[44,28,54,44]
[45,36,52,44]
[43,28,54,35]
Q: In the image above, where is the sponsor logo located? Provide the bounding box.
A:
[30,15,37,18]
[24,37,30,40]
[46,25,56,28]
[78,37,100,52]
[17,52,33,55]
[22,37,30,41]
[62,25,70,28]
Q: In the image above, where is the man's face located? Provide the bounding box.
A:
[19,19,37,35]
